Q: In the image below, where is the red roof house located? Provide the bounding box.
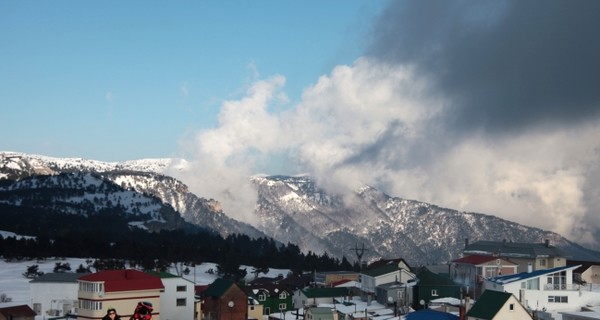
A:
[0,304,37,320]
[78,269,164,320]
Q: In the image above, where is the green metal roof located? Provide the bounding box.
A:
[204,278,234,298]
[362,264,400,277]
[302,287,348,298]
[466,290,512,319]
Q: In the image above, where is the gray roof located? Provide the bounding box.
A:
[30,272,88,283]
[464,240,566,259]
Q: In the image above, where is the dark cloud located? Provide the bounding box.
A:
[368,0,600,135]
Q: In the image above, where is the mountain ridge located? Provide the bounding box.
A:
[2,151,599,266]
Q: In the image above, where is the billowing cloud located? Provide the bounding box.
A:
[176,0,600,248]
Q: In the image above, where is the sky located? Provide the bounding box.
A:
[2,1,600,249]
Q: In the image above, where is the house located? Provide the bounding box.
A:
[361,264,415,294]
[305,307,339,320]
[451,254,517,298]
[247,295,264,320]
[484,265,600,312]
[412,267,461,310]
[201,278,248,320]
[0,304,37,320]
[244,284,293,315]
[78,269,164,320]
[463,239,567,273]
[148,271,195,320]
[466,290,532,320]
[29,272,87,317]
[292,287,349,309]
[568,260,600,284]
[405,309,458,320]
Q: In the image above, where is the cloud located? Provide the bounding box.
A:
[367,0,600,136]
[175,0,600,248]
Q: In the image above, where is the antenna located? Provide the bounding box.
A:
[351,243,368,271]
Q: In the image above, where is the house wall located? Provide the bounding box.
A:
[247,301,263,320]
[30,281,79,317]
[160,277,195,320]
[325,273,359,285]
[202,286,247,320]
[581,266,600,284]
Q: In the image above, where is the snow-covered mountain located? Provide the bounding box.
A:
[2,151,599,266]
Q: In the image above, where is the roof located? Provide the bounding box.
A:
[466,290,513,319]
[488,265,580,285]
[464,240,566,259]
[452,255,516,266]
[368,258,411,271]
[568,260,600,274]
[362,264,401,277]
[146,271,180,278]
[302,287,348,298]
[415,267,455,286]
[203,278,235,298]
[245,283,293,295]
[0,304,37,318]
[30,272,88,283]
[405,309,459,320]
[79,269,164,292]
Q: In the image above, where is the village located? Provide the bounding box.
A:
[2,239,600,320]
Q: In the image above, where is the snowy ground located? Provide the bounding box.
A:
[0,255,290,309]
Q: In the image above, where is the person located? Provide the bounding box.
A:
[102,308,121,320]
[129,301,153,320]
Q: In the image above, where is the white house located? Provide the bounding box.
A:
[484,265,600,312]
[361,264,415,294]
[29,272,86,317]
[149,271,196,320]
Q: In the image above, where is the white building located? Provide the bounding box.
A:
[484,265,600,313]
[150,271,196,320]
[361,264,415,294]
[29,272,86,317]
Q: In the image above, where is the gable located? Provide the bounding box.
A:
[466,290,512,318]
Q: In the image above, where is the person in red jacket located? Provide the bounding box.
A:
[129,301,153,320]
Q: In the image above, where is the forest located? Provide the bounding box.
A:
[0,203,357,280]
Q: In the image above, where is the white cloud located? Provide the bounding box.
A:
[176,57,600,246]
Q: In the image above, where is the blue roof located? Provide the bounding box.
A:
[488,265,580,285]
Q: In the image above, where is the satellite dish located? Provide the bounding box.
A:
[388,297,393,303]
[420,300,425,306]
[228,301,235,308]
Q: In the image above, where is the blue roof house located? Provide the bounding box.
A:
[484,265,600,313]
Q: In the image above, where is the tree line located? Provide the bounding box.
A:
[0,204,358,277]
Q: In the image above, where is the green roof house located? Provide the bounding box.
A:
[466,290,532,320]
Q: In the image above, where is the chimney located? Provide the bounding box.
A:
[464,238,469,248]
[545,239,550,247]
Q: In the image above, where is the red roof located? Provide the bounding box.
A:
[79,269,164,292]
[452,255,515,265]
[330,279,352,287]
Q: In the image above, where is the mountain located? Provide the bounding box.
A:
[2,151,600,266]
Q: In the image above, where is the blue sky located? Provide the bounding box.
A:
[1,1,383,161]
[3,1,600,249]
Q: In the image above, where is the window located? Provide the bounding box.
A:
[509,303,514,311]
[279,303,286,310]
[265,307,271,315]
[258,293,266,301]
[78,299,102,310]
[548,296,568,303]
[176,298,186,306]
[176,285,187,292]
[540,259,546,266]
[279,292,287,299]
[431,289,439,296]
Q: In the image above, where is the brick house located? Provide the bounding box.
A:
[201,279,248,320]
